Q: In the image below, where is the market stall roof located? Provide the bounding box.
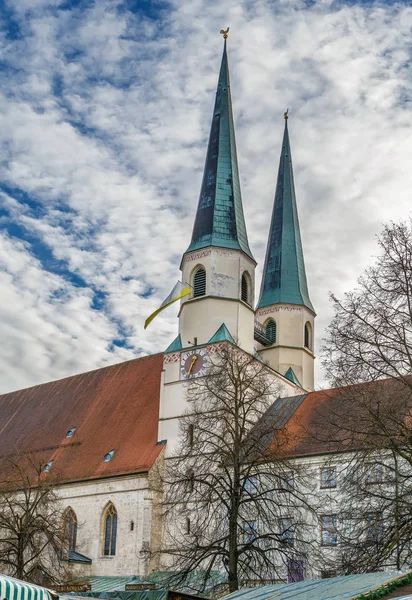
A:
[0,574,58,600]
[222,571,412,600]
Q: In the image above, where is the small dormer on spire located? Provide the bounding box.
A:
[258,114,314,313]
[185,32,253,261]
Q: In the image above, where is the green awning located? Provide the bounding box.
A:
[0,575,57,600]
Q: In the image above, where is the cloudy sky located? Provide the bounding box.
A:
[0,0,411,393]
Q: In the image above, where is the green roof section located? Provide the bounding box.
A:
[284,367,301,387]
[208,323,236,345]
[165,334,182,353]
[186,39,254,261]
[258,118,314,313]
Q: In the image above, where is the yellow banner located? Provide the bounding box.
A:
[144,281,192,329]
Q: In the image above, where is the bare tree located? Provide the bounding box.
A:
[322,219,412,388]
[162,344,315,593]
[0,456,70,584]
[319,219,412,573]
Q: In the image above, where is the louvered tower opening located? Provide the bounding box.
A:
[304,323,310,349]
[241,273,248,303]
[265,319,276,345]
[193,267,206,298]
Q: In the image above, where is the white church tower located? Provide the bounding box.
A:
[255,112,316,391]
[177,36,256,354]
[158,37,315,454]
[158,35,257,452]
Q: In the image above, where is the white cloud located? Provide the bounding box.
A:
[0,0,412,392]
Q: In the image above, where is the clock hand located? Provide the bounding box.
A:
[187,355,198,375]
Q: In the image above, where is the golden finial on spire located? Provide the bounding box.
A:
[284,109,289,120]
[220,27,230,39]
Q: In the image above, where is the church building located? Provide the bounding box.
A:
[0,34,332,581]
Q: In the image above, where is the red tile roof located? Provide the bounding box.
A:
[0,354,164,483]
[271,378,412,458]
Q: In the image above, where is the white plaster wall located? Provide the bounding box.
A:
[56,474,154,577]
[256,304,315,391]
[179,247,256,353]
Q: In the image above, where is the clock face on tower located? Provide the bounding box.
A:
[180,348,207,380]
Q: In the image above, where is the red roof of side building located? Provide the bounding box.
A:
[263,378,412,459]
[0,353,164,484]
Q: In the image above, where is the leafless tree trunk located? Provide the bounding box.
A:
[161,344,316,593]
[0,456,70,584]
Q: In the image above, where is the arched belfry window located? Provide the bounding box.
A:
[103,503,118,556]
[304,322,311,350]
[241,273,249,304]
[265,319,276,345]
[193,267,206,298]
[64,507,78,551]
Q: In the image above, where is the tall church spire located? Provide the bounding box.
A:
[258,115,314,313]
[186,38,253,260]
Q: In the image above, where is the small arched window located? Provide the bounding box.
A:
[64,508,78,551]
[265,319,277,345]
[241,273,248,304]
[304,322,311,350]
[193,267,206,298]
[103,504,118,556]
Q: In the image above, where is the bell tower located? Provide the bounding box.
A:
[255,113,315,391]
[177,33,256,353]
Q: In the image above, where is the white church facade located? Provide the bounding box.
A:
[0,35,383,584]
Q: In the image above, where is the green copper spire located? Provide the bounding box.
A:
[258,115,314,312]
[186,37,253,260]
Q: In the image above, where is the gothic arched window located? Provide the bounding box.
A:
[64,507,77,551]
[304,322,311,350]
[193,267,206,298]
[265,319,276,345]
[103,504,118,556]
[241,273,249,304]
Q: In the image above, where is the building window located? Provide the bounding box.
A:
[243,521,257,543]
[64,508,78,551]
[245,476,258,496]
[186,518,191,535]
[320,467,336,489]
[66,427,76,438]
[321,515,337,546]
[304,322,311,349]
[279,471,295,491]
[241,272,250,304]
[366,512,383,542]
[280,517,295,546]
[193,267,206,298]
[365,463,384,485]
[265,319,277,345]
[103,504,118,556]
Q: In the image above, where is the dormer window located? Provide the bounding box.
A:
[193,267,206,298]
[103,450,115,463]
[66,427,76,438]
[43,461,53,473]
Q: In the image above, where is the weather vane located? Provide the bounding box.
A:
[284,109,289,120]
[220,27,229,39]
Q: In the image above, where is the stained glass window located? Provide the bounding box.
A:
[104,504,118,556]
[65,508,77,551]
